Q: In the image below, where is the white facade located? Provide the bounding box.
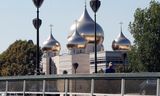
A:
[41,50,128,74]
[41,51,57,74]
[57,53,90,74]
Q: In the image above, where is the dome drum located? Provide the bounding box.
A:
[42,43,61,52]
[82,35,103,44]
[67,44,86,49]
[112,43,130,51]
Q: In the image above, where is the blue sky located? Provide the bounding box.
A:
[0,0,159,53]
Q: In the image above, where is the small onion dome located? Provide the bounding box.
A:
[67,26,86,49]
[112,32,131,51]
[68,7,104,44]
[42,33,61,52]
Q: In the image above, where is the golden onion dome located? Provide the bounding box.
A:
[42,26,61,52]
[112,23,131,51]
[112,31,131,51]
[68,7,104,44]
[67,21,86,49]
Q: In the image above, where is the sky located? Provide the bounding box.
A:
[0,0,159,54]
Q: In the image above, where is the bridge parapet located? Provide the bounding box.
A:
[0,73,159,96]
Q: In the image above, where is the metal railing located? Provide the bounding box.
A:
[0,72,159,96]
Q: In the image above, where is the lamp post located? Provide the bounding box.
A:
[73,63,79,74]
[32,0,44,75]
[123,53,127,72]
[72,63,79,94]
[63,70,68,93]
[90,0,101,73]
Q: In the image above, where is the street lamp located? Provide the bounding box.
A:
[73,63,79,74]
[63,70,68,93]
[32,0,44,75]
[123,53,127,72]
[72,63,79,94]
[90,0,101,73]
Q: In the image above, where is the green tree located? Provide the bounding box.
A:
[128,1,160,72]
[0,40,42,76]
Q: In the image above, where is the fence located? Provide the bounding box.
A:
[0,72,159,96]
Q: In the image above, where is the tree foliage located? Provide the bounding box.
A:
[0,40,42,76]
[128,1,160,72]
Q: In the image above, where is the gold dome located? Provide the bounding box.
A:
[68,7,104,44]
[112,23,131,51]
[112,32,131,51]
[42,29,61,52]
[67,21,86,49]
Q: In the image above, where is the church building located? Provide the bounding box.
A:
[41,3,131,75]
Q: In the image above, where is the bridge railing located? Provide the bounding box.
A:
[0,72,159,96]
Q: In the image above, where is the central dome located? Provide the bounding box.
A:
[68,7,104,44]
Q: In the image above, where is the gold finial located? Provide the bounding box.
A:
[119,22,123,33]
[85,0,87,8]
[50,24,53,34]
[75,20,78,32]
